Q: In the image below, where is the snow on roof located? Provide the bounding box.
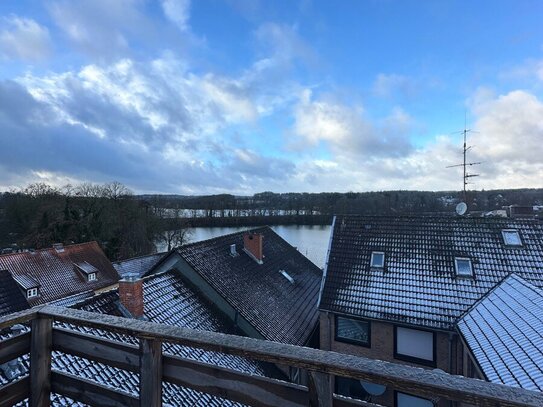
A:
[113,252,166,279]
[174,226,323,346]
[1,270,280,405]
[320,215,543,330]
[457,274,543,392]
[0,242,119,306]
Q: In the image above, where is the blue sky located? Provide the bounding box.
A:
[0,0,542,194]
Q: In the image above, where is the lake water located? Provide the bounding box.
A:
[156,225,332,268]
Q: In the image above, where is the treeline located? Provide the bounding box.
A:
[0,182,173,260]
[139,189,543,217]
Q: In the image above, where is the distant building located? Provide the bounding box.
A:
[320,215,543,406]
[0,242,119,307]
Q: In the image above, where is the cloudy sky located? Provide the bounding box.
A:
[1,0,542,194]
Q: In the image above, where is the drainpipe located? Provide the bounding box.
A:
[448,332,455,407]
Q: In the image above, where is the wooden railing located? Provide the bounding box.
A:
[1,305,543,407]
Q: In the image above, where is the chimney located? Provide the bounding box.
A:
[52,243,64,253]
[243,233,263,264]
[118,274,144,318]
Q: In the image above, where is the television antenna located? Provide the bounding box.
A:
[446,118,481,202]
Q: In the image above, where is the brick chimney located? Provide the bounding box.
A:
[118,275,144,318]
[243,233,263,264]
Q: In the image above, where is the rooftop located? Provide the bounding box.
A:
[113,252,166,279]
[0,270,28,317]
[320,215,543,330]
[168,227,323,345]
[458,274,543,392]
[0,242,120,306]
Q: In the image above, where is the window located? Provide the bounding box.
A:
[454,257,473,277]
[395,391,434,407]
[27,288,38,298]
[370,251,385,268]
[394,326,435,366]
[88,273,97,282]
[335,316,371,346]
[502,229,522,246]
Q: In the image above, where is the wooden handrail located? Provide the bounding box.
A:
[1,305,543,407]
[38,305,543,407]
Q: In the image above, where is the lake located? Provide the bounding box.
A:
[156,224,332,268]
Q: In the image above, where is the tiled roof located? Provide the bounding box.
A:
[457,274,543,392]
[0,270,280,406]
[174,227,322,345]
[320,215,543,330]
[113,252,166,278]
[0,242,119,306]
[0,270,28,317]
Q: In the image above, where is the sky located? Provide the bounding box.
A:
[0,0,542,194]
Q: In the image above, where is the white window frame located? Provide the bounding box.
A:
[394,326,435,366]
[370,251,385,268]
[88,273,97,282]
[27,287,38,298]
[454,257,473,277]
[501,229,522,247]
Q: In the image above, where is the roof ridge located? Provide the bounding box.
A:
[113,251,166,264]
[178,226,272,250]
[0,240,100,257]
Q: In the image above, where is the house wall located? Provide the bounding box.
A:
[320,311,464,407]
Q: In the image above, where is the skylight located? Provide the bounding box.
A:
[455,258,473,277]
[370,251,385,268]
[502,229,522,246]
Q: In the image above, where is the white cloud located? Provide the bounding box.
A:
[161,0,191,31]
[0,16,51,61]
[292,89,413,159]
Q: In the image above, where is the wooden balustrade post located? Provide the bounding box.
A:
[30,317,52,407]
[307,371,332,407]
[140,338,162,407]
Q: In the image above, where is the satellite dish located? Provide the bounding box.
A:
[456,202,467,216]
[360,381,386,396]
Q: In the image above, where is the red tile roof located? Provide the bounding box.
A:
[0,242,119,306]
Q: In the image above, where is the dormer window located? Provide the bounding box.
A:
[27,287,38,298]
[370,251,385,268]
[74,261,99,281]
[502,229,522,247]
[455,257,473,277]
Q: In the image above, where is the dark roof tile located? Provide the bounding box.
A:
[320,216,543,330]
[176,227,322,345]
[0,270,28,317]
[0,242,120,306]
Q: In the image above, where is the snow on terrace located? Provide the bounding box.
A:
[457,274,543,392]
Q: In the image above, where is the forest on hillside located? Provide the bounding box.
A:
[1,184,542,258]
[0,182,188,259]
[140,189,543,217]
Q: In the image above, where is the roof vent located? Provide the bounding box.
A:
[279,270,295,284]
[230,244,238,257]
[53,243,64,253]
